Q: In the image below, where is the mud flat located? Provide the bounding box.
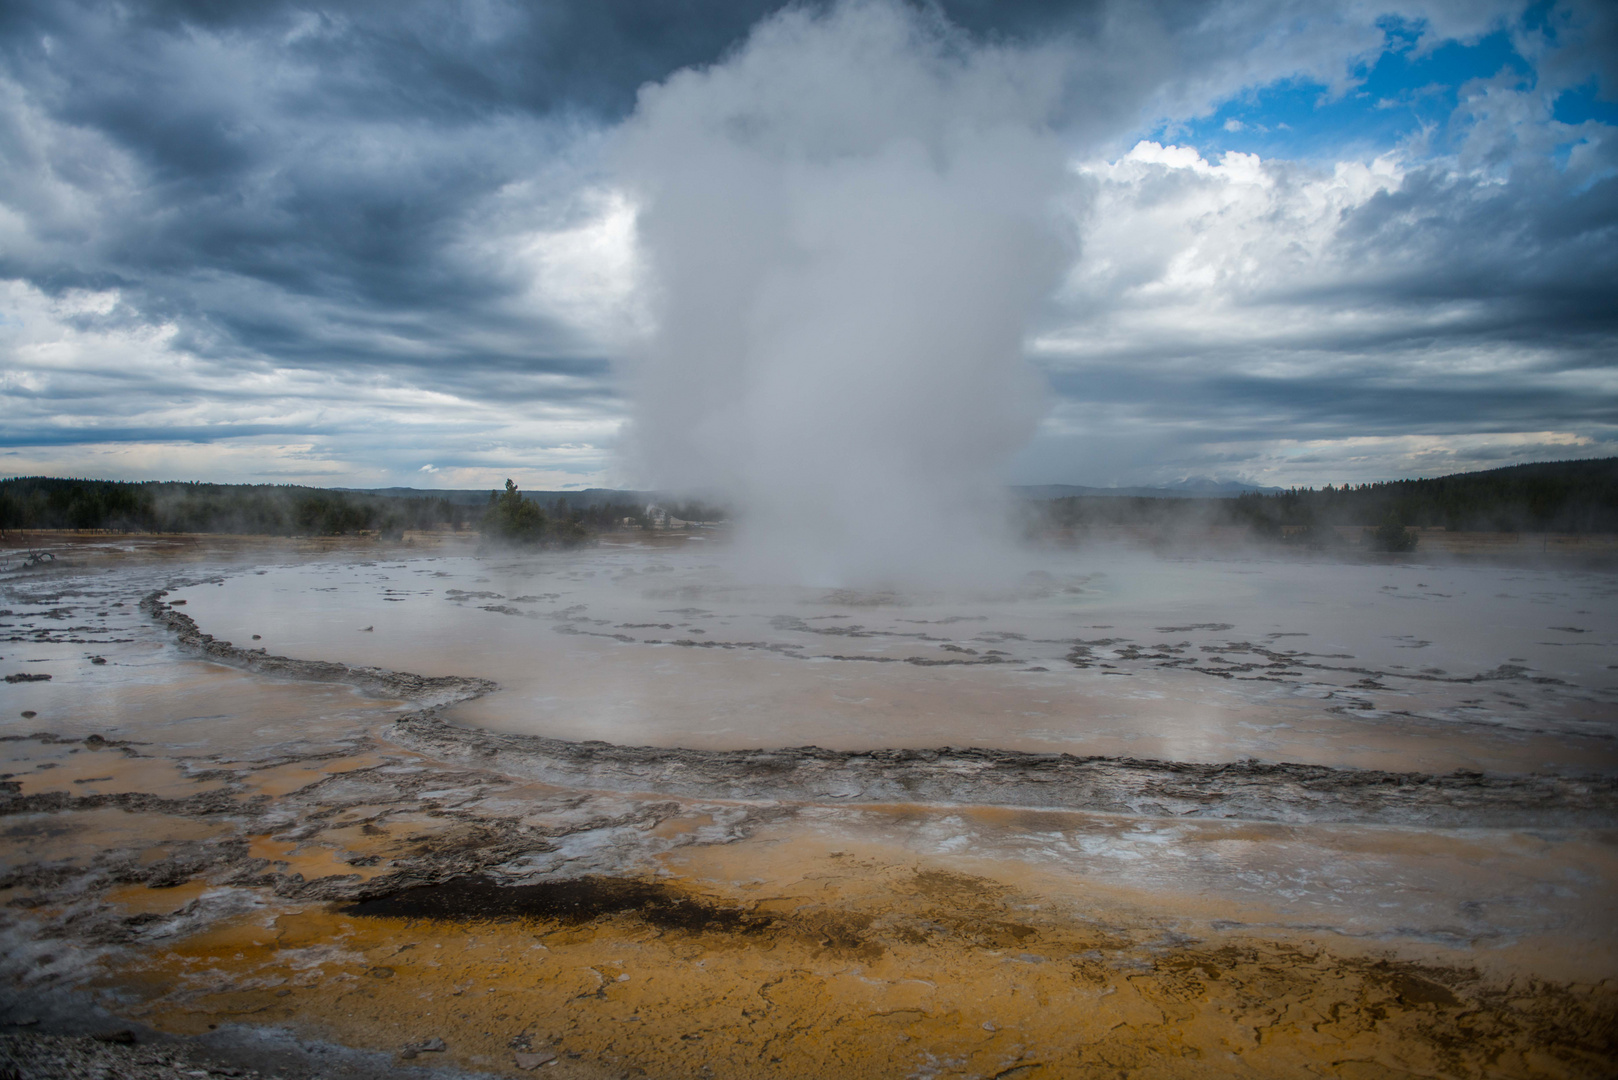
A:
[1,536,1616,1078]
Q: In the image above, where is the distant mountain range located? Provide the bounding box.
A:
[1012,478,1285,500]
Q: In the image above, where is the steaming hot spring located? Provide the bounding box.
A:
[3,532,1614,1078]
[2,1,1615,1074]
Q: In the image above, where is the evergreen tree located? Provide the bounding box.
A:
[480,479,548,543]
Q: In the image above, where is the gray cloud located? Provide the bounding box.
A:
[0,0,1614,488]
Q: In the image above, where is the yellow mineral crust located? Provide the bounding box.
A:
[103,842,1616,1080]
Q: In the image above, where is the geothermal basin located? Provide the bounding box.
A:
[1,533,1615,1078]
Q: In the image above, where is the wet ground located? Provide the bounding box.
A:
[1,533,1614,1078]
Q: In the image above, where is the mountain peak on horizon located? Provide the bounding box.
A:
[1158,476,1278,494]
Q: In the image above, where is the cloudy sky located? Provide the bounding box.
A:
[2,0,1614,491]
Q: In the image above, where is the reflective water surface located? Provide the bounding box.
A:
[168,540,1618,774]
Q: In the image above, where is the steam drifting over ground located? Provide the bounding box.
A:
[616,0,1070,586]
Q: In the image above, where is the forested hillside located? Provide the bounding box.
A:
[0,476,725,542]
[0,477,472,536]
[1228,458,1618,534]
[9,458,1613,541]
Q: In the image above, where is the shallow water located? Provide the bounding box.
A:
[167,540,1618,774]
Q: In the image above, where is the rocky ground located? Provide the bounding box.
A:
[0,1031,255,1080]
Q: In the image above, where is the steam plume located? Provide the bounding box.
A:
[616,0,1069,585]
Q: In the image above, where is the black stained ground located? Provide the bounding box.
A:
[342,874,771,935]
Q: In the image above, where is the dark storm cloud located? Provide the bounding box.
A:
[1330,167,1618,324]
[0,423,332,447]
[1,0,796,125]
[1052,364,1617,438]
[2,0,1108,393]
[0,0,1115,439]
[1,0,806,382]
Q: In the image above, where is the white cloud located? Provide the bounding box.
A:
[451,181,651,353]
[1006,114,1618,484]
[1035,140,1412,373]
[0,279,620,488]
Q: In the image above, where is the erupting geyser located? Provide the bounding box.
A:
[616,0,1070,586]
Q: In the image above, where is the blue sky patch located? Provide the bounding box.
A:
[1155,23,1544,161]
[1552,80,1618,127]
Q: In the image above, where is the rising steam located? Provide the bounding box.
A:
[615,0,1070,585]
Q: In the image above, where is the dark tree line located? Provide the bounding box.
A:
[1031,457,1618,549]
[0,477,471,536]
[1,475,727,543]
[1226,457,1618,534]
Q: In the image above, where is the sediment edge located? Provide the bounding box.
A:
[141,588,497,706]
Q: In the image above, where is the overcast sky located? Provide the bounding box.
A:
[2,0,1614,490]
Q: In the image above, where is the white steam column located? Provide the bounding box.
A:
[615,0,1069,586]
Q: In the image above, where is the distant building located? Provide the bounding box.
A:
[644,504,691,530]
